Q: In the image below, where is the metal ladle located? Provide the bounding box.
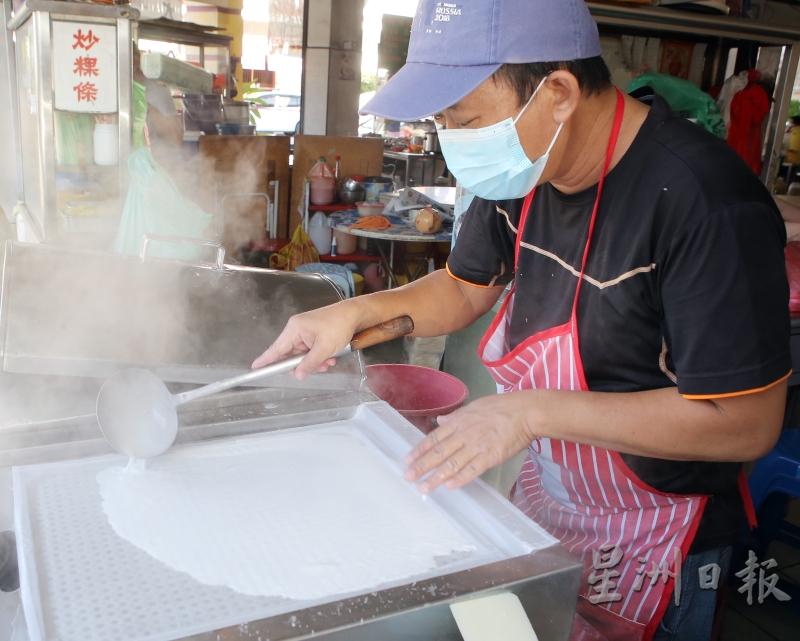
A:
[96,316,415,459]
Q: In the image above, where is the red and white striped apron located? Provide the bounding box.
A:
[478,91,708,641]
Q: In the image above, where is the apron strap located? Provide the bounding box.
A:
[571,89,626,318]
[738,467,759,530]
[515,189,537,269]
[511,89,627,313]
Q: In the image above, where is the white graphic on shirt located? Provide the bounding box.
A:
[497,207,657,290]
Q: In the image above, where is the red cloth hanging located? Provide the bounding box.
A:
[726,70,770,175]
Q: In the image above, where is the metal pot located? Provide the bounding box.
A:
[222,100,251,125]
[424,131,440,153]
[183,94,223,135]
[338,178,366,205]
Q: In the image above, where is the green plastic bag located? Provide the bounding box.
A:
[628,72,726,139]
[54,111,94,166]
[131,80,148,150]
[113,148,213,262]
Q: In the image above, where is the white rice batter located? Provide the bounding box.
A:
[97,427,478,601]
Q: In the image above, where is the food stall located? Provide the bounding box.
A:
[7,0,136,246]
[0,11,586,634]
[3,0,275,255]
[5,1,800,640]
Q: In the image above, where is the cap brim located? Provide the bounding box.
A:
[360,61,501,121]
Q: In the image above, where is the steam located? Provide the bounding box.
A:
[0,16,290,431]
[114,137,270,261]
[0,250,332,435]
[0,128,292,429]
[141,129,276,257]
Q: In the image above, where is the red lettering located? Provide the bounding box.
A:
[72,29,100,51]
[73,56,99,77]
[73,81,98,103]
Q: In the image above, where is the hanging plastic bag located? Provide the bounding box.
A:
[131,79,149,150]
[54,111,94,166]
[113,147,212,262]
[269,224,320,271]
[628,72,726,139]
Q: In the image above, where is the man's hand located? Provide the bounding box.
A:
[404,379,788,496]
[404,394,536,494]
[252,302,361,380]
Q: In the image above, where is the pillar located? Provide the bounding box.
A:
[302,0,364,135]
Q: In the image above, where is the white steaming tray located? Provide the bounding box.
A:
[13,402,556,641]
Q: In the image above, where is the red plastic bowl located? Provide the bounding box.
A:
[365,364,468,433]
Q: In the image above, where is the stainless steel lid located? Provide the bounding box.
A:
[0,241,363,428]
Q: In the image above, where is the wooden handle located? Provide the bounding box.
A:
[350,315,415,351]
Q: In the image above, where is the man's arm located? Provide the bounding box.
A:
[406,381,787,493]
[529,382,786,461]
[253,270,504,378]
[350,269,504,337]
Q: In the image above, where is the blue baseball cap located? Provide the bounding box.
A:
[361,0,601,121]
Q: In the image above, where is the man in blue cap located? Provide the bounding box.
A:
[255,2,790,639]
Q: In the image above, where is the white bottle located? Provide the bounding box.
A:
[308,211,332,255]
[93,122,119,166]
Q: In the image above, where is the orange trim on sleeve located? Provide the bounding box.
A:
[681,370,791,401]
[445,262,493,289]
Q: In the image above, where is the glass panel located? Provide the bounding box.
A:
[15,19,43,228]
[360,0,418,136]
[242,0,303,134]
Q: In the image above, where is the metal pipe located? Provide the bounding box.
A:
[270,179,280,239]
[763,44,800,187]
[34,9,56,241]
[2,0,25,205]
[117,16,132,197]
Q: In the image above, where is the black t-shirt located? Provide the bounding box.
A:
[447,95,791,551]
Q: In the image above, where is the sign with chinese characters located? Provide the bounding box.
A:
[53,21,117,113]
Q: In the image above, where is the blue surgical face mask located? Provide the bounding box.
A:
[437,77,563,201]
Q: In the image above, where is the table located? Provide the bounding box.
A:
[329,210,451,288]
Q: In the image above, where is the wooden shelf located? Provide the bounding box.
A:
[588,1,800,43]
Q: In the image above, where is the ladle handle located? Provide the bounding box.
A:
[174,316,415,406]
[350,315,415,351]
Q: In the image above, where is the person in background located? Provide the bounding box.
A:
[132,43,183,158]
[253,2,790,639]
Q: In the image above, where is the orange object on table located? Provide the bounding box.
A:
[350,215,391,231]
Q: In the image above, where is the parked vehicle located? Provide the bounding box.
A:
[249,91,300,135]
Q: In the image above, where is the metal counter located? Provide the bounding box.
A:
[0,241,582,641]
